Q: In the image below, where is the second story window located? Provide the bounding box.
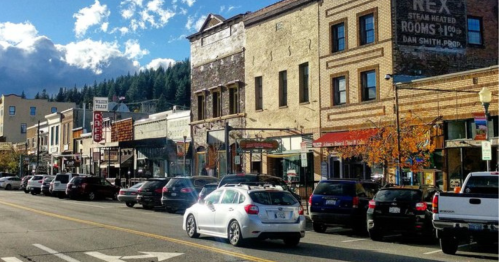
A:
[332,76,347,105]
[299,63,309,103]
[197,95,205,120]
[21,123,27,134]
[255,76,263,110]
[279,70,288,107]
[467,17,482,45]
[332,22,346,52]
[30,107,36,116]
[9,106,15,116]
[212,91,221,118]
[359,13,375,45]
[361,70,377,101]
[229,86,240,115]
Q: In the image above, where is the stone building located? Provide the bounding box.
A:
[243,0,321,190]
[187,13,247,177]
[314,0,498,189]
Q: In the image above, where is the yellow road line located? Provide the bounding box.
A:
[0,200,274,262]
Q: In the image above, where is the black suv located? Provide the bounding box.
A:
[218,173,301,201]
[137,178,171,210]
[161,176,219,213]
[309,179,379,233]
[66,176,120,200]
[366,186,439,241]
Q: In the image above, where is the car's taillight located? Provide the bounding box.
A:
[416,202,427,211]
[162,187,168,193]
[155,188,162,194]
[368,199,376,209]
[180,187,193,193]
[432,195,438,213]
[81,183,88,189]
[119,190,124,195]
[137,189,142,193]
[352,196,359,208]
[298,205,304,215]
[244,204,259,214]
[308,194,313,205]
[38,180,42,183]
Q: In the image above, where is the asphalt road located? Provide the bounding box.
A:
[0,189,497,262]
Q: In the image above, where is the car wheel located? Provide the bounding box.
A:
[125,202,135,208]
[440,237,458,255]
[30,190,36,195]
[88,192,96,201]
[228,220,245,246]
[5,184,11,190]
[313,223,327,233]
[369,229,383,241]
[186,214,200,238]
[283,237,300,247]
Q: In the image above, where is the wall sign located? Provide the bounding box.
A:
[93,97,108,111]
[93,111,103,142]
[239,139,279,150]
[396,0,466,49]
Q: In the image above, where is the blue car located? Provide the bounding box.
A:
[308,179,379,233]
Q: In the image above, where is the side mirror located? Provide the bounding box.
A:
[198,198,205,204]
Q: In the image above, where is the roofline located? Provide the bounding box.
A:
[244,0,319,27]
[186,13,249,40]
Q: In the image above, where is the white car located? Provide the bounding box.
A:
[0,176,22,190]
[50,173,81,198]
[182,184,306,247]
[26,175,46,195]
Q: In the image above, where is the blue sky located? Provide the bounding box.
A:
[0,0,275,98]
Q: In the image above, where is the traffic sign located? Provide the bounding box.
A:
[482,141,492,160]
[301,153,307,167]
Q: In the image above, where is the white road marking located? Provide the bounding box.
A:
[66,202,109,209]
[86,251,183,261]
[2,258,24,262]
[33,244,81,262]
[342,239,367,243]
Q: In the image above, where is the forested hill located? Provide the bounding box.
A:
[33,58,191,112]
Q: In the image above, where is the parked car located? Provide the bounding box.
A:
[21,175,33,193]
[162,176,219,213]
[367,185,439,241]
[308,179,379,233]
[66,176,120,200]
[117,182,144,207]
[183,184,306,246]
[218,173,301,201]
[197,183,218,201]
[137,178,171,210]
[40,175,55,196]
[0,176,22,190]
[50,173,81,198]
[27,174,47,195]
[0,172,16,178]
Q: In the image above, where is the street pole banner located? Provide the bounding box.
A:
[473,113,487,140]
[93,111,103,142]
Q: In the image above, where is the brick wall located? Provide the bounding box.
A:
[112,118,133,142]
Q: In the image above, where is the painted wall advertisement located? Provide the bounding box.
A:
[396,0,466,49]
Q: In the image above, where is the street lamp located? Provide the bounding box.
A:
[478,87,492,171]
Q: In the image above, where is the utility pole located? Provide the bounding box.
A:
[36,120,40,174]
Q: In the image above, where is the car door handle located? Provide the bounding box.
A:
[469,198,481,204]
[228,208,234,211]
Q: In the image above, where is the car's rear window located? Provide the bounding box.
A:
[249,191,297,206]
[166,178,190,188]
[463,176,498,194]
[220,176,256,186]
[375,189,422,202]
[314,182,356,196]
[193,177,218,187]
[143,180,169,189]
[56,175,69,183]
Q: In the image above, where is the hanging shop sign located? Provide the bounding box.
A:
[396,0,466,49]
[473,113,487,141]
[93,97,108,111]
[93,111,103,142]
[239,139,279,150]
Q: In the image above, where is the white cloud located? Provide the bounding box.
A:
[144,58,176,70]
[120,0,175,32]
[195,15,206,31]
[220,6,225,13]
[73,0,110,38]
[0,22,38,45]
[62,39,123,74]
[101,22,109,32]
[179,8,187,15]
[182,0,195,7]
[185,16,194,30]
[124,39,149,60]
[227,6,236,12]
[168,34,187,43]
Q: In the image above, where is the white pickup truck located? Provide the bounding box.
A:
[432,171,498,254]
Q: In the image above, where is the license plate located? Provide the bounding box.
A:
[171,193,177,196]
[469,223,483,231]
[276,211,286,219]
[326,200,336,205]
[389,207,400,213]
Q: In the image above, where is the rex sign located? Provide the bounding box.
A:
[396,0,466,49]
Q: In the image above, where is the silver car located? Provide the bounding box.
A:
[117,182,144,207]
[182,184,306,247]
[0,176,22,190]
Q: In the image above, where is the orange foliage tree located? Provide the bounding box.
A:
[335,114,437,184]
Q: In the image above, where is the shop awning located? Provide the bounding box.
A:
[313,129,377,148]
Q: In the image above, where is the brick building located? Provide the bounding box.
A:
[314,0,498,189]
[243,0,321,189]
[187,13,247,177]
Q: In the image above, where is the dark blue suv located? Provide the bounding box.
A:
[308,179,379,233]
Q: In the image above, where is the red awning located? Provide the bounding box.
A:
[312,129,377,148]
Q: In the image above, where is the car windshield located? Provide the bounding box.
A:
[314,182,356,196]
[249,191,297,206]
[131,183,143,189]
[375,189,422,202]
